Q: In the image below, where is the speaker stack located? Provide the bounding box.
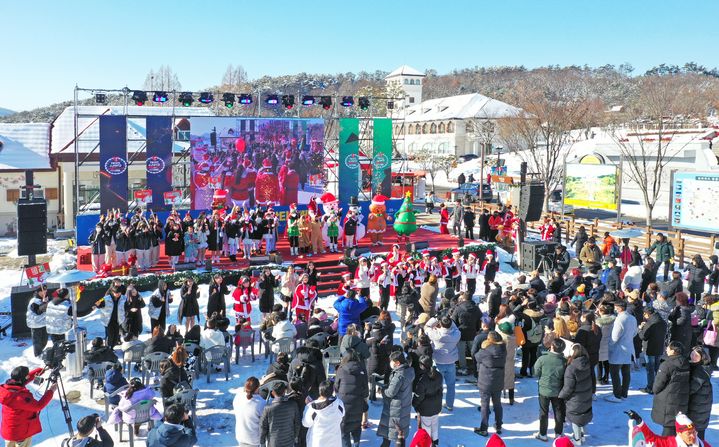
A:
[520,240,558,273]
[17,199,47,256]
[518,183,545,222]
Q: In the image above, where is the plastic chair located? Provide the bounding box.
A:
[85,361,116,399]
[269,337,294,363]
[118,398,157,447]
[259,379,289,403]
[322,345,342,377]
[362,315,379,326]
[171,388,198,422]
[234,330,256,363]
[122,344,146,379]
[204,345,229,383]
[184,342,202,380]
[141,352,169,385]
[103,384,129,419]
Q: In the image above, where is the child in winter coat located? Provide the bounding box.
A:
[109,378,162,433]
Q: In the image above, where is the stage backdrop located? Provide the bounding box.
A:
[99,115,129,213]
[564,163,618,210]
[338,118,360,203]
[372,118,393,197]
[188,117,325,210]
[670,170,719,232]
[145,116,173,211]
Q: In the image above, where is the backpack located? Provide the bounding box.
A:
[526,318,543,344]
[608,243,621,259]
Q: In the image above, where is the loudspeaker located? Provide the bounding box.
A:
[269,253,283,264]
[412,241,430,252]
[173,262,195,272]
[17,200,47,256]
[518,183,545,222]
[521,240,558,273]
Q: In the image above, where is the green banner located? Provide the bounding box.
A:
[372,118,393,197]
[338,118,360,203]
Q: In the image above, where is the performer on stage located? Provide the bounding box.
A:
[439,203,450,234]
[367,194,391,246]
[319,192,342,253]
[539,217,555,241]
[287,204,301,256]
[254,158,281,207]
[232,276,258,323]
[292,273,317,322]
[355,257,372,298]
[462,252,480,298]
[451,248,464,292]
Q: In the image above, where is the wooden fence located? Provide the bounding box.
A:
[469,203,717,268]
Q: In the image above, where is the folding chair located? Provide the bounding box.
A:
[259,379,289,402]
[322,345,342,377]
[141,352,168,385]
[85,361,116,399]
[268,337,294,364]
[172,388,199,422]
[235,330,256,363]
[204,345,230,383]
[122,344,146,379]
[118,399,157,447]
[104,384,129,419]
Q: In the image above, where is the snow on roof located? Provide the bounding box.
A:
[403,93,522,122]
[0,123,51,170]
[51,105,214,154]
[385,65,425,78]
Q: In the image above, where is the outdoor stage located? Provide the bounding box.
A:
[76,227,461,275]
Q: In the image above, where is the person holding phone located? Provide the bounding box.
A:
[69,413,114,447]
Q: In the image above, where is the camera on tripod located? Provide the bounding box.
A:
[41,341,76,369]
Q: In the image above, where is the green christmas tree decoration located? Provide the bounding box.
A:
[393,192,418,237]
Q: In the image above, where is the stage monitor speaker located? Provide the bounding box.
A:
[173,262,195,272]
[17,199,47,256]
[520,240,558,273]
[518,183,545,222]
[412,241,430,252]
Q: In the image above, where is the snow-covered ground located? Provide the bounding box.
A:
[0,239,717,446]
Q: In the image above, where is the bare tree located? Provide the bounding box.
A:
[606,74,714,225]
[221,64,248,90]
[497,73,601,209]
[143,65,181,91]
[414,145,439,187]
[435,155,457,183]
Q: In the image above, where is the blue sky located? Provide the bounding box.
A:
[2,0,718,111]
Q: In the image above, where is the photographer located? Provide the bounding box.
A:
[147,403,198,447]
[46,288,73,343]
[26,284,49,357]
[0,366,56,447]
[69,414,113,447]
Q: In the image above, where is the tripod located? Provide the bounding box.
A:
[46,367,74,437]
[535,254,554,280]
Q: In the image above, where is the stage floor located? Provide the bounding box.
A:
[77,227,461,273]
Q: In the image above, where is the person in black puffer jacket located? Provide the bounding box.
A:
[396,281,419,328]
[668,292,693,350]
[85,337,119,365]
[638,307,668,393]
[412,355,443,446]
[474,331,506,436]
[450,292,482,373]
[334,351,369,447]
[365,322,390,400]
[260,381,300,447]
[559,344,594,444]
[144,326,175,356]
[288,342,326,399]
[406,334,433,387]
[573,313,602,395]
[687,346,713,441]
[651,341,690,436]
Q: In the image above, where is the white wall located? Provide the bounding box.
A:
[0,171,61,236]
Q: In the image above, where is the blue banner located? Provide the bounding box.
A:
[146,116,173,211]
[99,115,128,213]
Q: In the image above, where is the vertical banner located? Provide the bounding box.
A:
[99,115,128,213]
[372,118,393,197]
[338,118,360,203]
[146,116,173,211]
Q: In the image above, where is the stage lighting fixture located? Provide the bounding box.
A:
[358,97,370,110]
[178,92,194,107]
[199,92,214,104]
[152,91,169,103]
[95,93,107,104]
[387,100,395,110]
[222,93,235,108]
[341,96,354,107]
[131,90,148,106]
[281,95,295,109]
[239,94,253,105]
[319,96,332,110]
[301,96,315,106]
[265,95,279,105]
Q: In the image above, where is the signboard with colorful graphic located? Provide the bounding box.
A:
[372,118,393,197]
[145,116,173,211]
[338,118,360,203]
[99,115,128,212]
[133,189,153,205]
[564,163,618,210]
[670,170,719,232]
[163,190,183,207]
[25,262,51,287]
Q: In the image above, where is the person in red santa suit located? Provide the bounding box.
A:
[498,210,519,249]
[292,273,317,322]
[439,203,450,234]
[626,410,711,447]
[280,160,300,206]
[354,257,372,299]
[387,243,402,267]
[429,256,446,280]
[451,248,464,292]
[376,261,395,311]
[336,272,352,296]
[226,158,253,209]
[232,276,258,324]
[254,158,281,207]
[462,252,480,299]
[417,251,431,283]
[539,217,555,241]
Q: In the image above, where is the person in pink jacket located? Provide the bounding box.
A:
[109,378,162,435]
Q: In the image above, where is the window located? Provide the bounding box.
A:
[45,188,58,200]
[177,130,190,141]
[408,125,415,135]
[415,124,421,134]
[408,143,416,153]
[422,123,428,134]
[447,122,454,133]
[430,123,437,134]
[437,142,448,153]
[438,123,445,133]
[422,143,433,152]
[404,79,409,85]
[409,97,415,103]
[465,122,474,133]
[6,189,19,202]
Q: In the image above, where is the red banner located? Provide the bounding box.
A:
[25,262,51,287]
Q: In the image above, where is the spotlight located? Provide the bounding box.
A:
[358,97,370,110]
[387,100,395,110]
[178,92,194,107]
[319,96,332,110]
[281,95,295,109]
[131,90,148,106]
[222,93,235,108]
[199,92,214,104]
[152,91,169,103]
[95,93,107,104]
[341,96,354,107]
[265,95,279,105]
[301,96,315,106]
[239,94,253,105]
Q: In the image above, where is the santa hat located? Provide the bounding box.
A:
[468,252,477,259]
[451,248,460,256]
[371,194,388,207]
[319,192,337,204]
[284,150,292,159]
[341,272,351,279]
[486,252,494,258]
[675,412,694,433]
[290,203,297,210]
[553,437,574,447]
[393,243,400,249]
[243,157,252,168]
[485,434,506,447]
[430,256,437,262]
[442,256,451,262]
[421,250,430,257]
[262,158,272,168]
